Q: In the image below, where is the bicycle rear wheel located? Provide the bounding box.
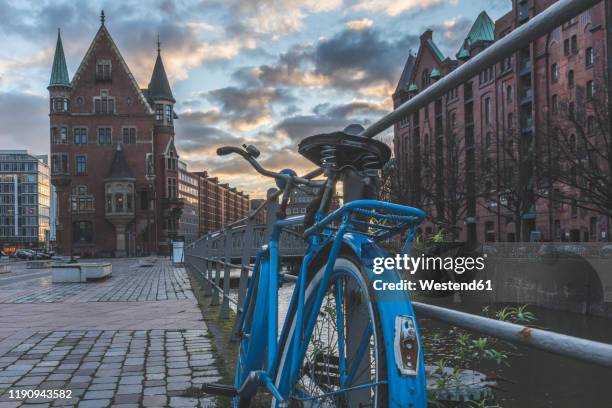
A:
[274,254,388,407]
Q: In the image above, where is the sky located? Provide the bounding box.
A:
[0,0,511,198]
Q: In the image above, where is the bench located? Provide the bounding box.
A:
[52,263,112,283]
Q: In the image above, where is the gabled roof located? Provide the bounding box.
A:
[107,144,135,180]
[427,39,446,62]
[71,23,154,114]
[148,50,175,103]
[465,11,495,47]
[395,51,416,93]
[49,29,70,88]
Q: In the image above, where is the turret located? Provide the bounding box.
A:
[147,37,176,127]
[48,29,71,114]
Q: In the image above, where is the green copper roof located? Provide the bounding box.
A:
[407,83,418,93]
[49,29,70,87]
[427,39,445,62]
[466,11,495,46]
[457,48,470,60]
[430,68,441,79]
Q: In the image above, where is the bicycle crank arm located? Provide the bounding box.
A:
[200,382,238,397]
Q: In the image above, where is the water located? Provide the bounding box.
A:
[229,277,612,407]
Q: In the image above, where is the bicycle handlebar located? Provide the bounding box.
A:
[216,145,323,188]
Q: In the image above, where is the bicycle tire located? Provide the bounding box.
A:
[273,250,388,407]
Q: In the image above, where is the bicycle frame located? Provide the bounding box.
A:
[235,199,427,407]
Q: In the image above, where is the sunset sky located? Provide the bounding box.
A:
[0,0,511,197]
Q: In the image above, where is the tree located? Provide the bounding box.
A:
[539,85,612,238]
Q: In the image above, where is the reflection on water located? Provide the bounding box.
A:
[229,273,612,407]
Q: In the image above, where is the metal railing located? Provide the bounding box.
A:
[184,0,612,373]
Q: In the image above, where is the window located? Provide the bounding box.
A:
[74,127,88,145]
[551,63,559,82]
[95,60,111,81]
[450,112,457,127]
[590,217,597,240]
[507,112,514,129]
[564,39,570,56]
[166,151,177,171]
[587,115,595,134]
[165,105,173,124]
[73,221,93,243]
[586,80,595,99]
[51,127,68,144]
[94,91,115,114]
[568,70,575,88]
[51,97,69,113]
[98,127,112,144]
[571,35,578,54]
[421,69,430,89]
[484,97,492,125]
[75,155,87,176]
[506,85,513,103]
[571,199,577,218]
[568,102,575,120]
[167,177,177,199]
[155,104,163,122]
[551,94,558,113]
[485,132,492,149]
[51,153,68,174]
[122,127,136,144]
[586,47,594,67]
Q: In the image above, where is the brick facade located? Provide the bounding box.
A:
[49,18,182,256]
[394,1,612,243]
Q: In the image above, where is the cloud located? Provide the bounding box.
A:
[203,86,296,131]
[346,18,374,30]
[226,0,343,38]
[428,16,473,55]
[352,0,452,16]
[313,99,389,119]
[0,92,48,153]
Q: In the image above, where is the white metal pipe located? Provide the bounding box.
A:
[413,302,612,368]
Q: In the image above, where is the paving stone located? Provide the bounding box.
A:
[83,390,114,400]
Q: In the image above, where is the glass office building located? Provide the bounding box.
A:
[0,150,52,250]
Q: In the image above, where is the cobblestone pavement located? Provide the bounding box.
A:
[0,259,193,304]
[0,259,220,407]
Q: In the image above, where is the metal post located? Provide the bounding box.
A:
[231,217,256,340]
[203,237,212,296]
[211,236,221,306]
[220,227,233,319]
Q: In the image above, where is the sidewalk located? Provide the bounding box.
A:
[0,258,219,407]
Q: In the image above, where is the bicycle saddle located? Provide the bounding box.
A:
[298,130,391,172]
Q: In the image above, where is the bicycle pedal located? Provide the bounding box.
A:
[201,383,238,397]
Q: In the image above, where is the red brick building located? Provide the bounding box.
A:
[49,13,182,257]
[394,1,611,243]
[195,171,249,234]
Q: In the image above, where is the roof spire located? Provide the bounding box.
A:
[157,33,161,54]
[147,40,175,103]
[48,28,71,88]
[100,10,105,26]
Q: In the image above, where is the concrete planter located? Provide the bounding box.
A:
[27,260,54,269]
[52,263,112,283]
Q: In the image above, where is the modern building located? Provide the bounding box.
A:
[48,12,182,257]
[393,2,610,243]
[178,160,199,244]
[0,150,52,251]
[196,171,249,234]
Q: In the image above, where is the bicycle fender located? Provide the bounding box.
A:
[341,233,427,408]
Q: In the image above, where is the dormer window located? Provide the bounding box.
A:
[51,97,69,113]
[96,60,111,81]
[155,104,163,122]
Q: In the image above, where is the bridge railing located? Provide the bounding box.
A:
[185,0,612,373]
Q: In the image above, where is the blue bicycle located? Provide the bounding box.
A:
[206,127,427,407]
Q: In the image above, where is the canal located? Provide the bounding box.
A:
[229,278,612,407]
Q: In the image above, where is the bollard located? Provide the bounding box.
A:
[203,237,212,296]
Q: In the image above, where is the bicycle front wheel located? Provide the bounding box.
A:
[274,253,388,407]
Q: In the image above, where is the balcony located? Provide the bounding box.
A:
[520,89,533,105]
[519,61,532,76]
